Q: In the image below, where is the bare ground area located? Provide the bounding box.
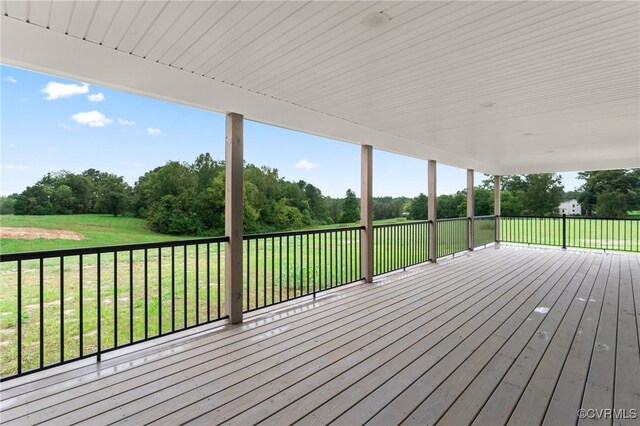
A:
[0,227,85,240]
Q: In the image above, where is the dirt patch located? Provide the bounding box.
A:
[0,227,85,240]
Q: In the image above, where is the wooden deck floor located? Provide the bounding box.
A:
[1,246,639,425]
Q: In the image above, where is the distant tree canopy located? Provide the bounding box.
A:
[482,173,564,216]
[408,193,427,220]
[339,189,360,224]
[577,169,640,217]
[6,158,637,234]
[134,154,335,235]
[11,170,132,217]
[0,195,18,215]
[373,196,410,220]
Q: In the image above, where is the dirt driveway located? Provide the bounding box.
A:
[0,227,85,240]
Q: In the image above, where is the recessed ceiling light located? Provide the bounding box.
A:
[479,102,496,109]
[362,12,391,28]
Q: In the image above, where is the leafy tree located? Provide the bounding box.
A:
[437,193,464,219]
[191,153,223,191]
[146,195,201,235]
[133,162,196,217]
[501,175,529,192]
[408,193,427,220]
[483,173,564,216]
[326,198,341,224]
[474,187,494,216]
[95,175,131,217]
[272,198,304,229]
[13,179,54,215]
[595,191,628,218]
[53,184,75,214]
[0,194,18,215]
[303,182,329,223]
[243,180,263,232]
[373,196,409,220]
[338,189,360,223]
[500,190,525,216]
[521,173,563,216]
[578,169,639,216]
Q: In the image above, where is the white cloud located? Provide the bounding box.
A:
[87,92,105,102]
[1,164,27,170]
[118,118,136,126]
[19,97,29,103]
[71,111,113,127]
[42,81,89,100]
[294,159,318,171]
[147,127,161,136]
[3,76,17,83]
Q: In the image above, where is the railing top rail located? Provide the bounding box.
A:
[243,225,365,240]
[500,215,562,219]
[373,220,430,229]
[474,215,497,220]
[501,215,640,221]
[563,216,640,221]
[436,217,469,223]
[0,236,229,262]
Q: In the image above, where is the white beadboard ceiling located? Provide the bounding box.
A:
[1,1,638,175]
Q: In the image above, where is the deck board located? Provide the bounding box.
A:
[411,252,598,426]
[328,250,565,426]
[366,250,585,426]
[213,250,554,426]
[470,253,594,425]
[579,254,620,426]
[1,246,638,426]
[612,255,640,426]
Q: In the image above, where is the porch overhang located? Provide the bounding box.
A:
[1,1,639,174]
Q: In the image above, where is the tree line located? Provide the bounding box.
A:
[400,170,639,220]
[1,155,637,236]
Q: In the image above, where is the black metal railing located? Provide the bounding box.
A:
[373,221,430,275]
[501,215,639,252]
[242,226,363,312]
[436,217,469,258]
[20,212,638,382]
[0,237,227,380]
[473,215,497,248]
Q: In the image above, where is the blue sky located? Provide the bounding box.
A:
[1,65,582,198]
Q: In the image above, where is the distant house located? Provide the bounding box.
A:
[559,199,582,215]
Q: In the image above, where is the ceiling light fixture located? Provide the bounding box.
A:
[362,12,391,28]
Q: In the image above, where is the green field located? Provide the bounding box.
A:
[1,214,637,377]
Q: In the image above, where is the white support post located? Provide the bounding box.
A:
[361,145,374,283]
[467,169,474,251]
[428,160,437,262]
[494,175,501,242]
[225,112,243,324]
